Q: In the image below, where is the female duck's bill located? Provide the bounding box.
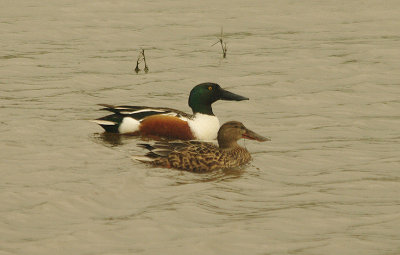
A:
[241,127,269,142]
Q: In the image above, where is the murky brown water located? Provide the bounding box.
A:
[1,1,400,254]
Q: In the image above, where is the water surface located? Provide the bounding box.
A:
[1,1,399,254]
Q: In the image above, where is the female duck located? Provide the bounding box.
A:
[133,121,269,172]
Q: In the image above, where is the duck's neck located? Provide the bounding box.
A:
[189,98,214,115]
[218,140,240,150]
[192,105,213,115]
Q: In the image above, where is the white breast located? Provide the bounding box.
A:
[187,113,220,140]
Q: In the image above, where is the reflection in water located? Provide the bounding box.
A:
[92,132,126,147]
[98,132,123,146]
[170,167,246,185]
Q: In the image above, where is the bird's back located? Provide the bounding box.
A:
[147,141,251,172]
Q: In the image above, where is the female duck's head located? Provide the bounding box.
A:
[217,121,269,149]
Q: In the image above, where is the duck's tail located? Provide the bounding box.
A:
[132,142,172,163]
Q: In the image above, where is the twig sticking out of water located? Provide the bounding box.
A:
[142,49,149,73]
[134,49,149,74]
[134,61,140,74]
[212,27,227,58]
[134,51,142,73]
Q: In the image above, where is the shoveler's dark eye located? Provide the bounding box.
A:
[208,86,213,91]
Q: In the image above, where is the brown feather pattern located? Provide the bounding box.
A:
[135,121,268,172]
[145,141,251,172]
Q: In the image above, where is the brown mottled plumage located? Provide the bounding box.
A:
[133,121,269,172]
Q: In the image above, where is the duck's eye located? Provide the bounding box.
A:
[208,86,213,91]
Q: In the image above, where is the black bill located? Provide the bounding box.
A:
[219,88,249,101]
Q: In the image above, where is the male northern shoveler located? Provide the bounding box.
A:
[92,82,248,140]
[133,121,269,172]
